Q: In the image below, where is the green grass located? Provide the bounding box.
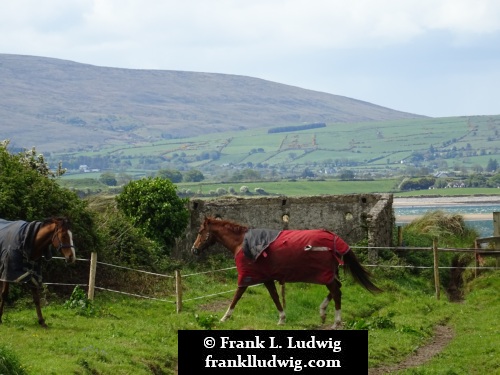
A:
[178,179,500,198]
[1,268,498,374]
[52,114,500,180]
[178,178,401,196]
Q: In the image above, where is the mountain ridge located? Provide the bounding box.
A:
[0,53,426,152]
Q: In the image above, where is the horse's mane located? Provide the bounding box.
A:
[206,217,248,234]
[42,217,71,228]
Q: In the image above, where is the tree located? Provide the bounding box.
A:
[486,158,498,172]
[183,169,205,182]
[99,172,118,186]
[157,169,183,183]
[115,177,189,253]
[0,140,98,259]
[301,168,315,178]
[339,170,355,180]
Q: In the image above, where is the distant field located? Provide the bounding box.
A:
[57,174,500,198]
[176,179,399,196]
[176,179,500,197]
[53,114,500,178]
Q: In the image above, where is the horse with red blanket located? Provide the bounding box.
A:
[191,216,381,328]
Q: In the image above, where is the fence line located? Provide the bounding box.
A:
[43,243,499,309]
[93,286,177,303]
[95,260,175,278]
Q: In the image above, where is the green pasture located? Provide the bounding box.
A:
[1,268,498,374]
[50,114,500,179]
[177,178,401,196]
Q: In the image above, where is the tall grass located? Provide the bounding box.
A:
[0,345,28,375]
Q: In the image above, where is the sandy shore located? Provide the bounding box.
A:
[393,195,500,207]
[393,195,500,222]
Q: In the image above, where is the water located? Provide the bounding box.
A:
[394,204,500,238]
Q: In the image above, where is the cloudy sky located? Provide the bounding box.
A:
[1,0,499,117]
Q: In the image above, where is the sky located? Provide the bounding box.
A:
[1,0,500,118]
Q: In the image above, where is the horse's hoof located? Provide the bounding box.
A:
[320,316,326,324]
[331,322,343,330]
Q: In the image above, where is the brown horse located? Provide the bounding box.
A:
[191,216,381,328]
[0,217,76,327]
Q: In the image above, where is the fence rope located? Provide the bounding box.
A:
[182,283,262,302]
[93,286,176,303]
[182,266,236,278]
[95,260,175,278]
[43,245,499,303]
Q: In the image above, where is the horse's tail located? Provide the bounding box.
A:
[342,250,382,293]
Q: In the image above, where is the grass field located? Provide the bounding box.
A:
[53,114,500,180]
[1,265,498,374]
[177,179,500,198]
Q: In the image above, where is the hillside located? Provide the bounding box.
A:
[0,53,425,153]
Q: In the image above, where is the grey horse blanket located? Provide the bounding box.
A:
[0,219,47,284]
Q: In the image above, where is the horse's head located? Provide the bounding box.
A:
[191,217,217,255]
[50,217,76,263]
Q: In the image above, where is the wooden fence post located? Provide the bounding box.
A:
[88,252,97,300]
[175,270,182,313]
[433,239,440,300]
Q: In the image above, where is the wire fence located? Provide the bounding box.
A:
[39,242,500,311]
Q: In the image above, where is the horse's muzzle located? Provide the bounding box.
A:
[63,248,76,264]
[191,247,199,256]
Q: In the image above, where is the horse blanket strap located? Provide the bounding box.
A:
[236,229,351,287]
[0,219,43,286]
[303,233,349,266]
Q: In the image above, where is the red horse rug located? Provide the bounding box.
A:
[236,229,350,287]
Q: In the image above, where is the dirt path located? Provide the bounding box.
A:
[368,325,454,374]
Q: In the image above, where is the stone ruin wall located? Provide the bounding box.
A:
[174,193,394,257]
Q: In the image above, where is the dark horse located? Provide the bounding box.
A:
[0,217,75,327]
[191,216,381,328]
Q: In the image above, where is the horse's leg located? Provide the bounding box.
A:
[325,278,342,329]
[264,281,286,325]
[319,292,333,324]
[0,281,8,324]
[221,286,247,322]
[30,285,47,328]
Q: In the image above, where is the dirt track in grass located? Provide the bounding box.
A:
[368,325,454,374]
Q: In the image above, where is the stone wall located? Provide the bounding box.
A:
[175,193,394,257]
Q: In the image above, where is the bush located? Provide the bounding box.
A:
[398,210,479,287]
[116,177,189,254]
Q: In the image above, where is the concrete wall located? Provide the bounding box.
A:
[175,193,394,257]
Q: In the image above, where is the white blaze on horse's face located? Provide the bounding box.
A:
[192,221,211,255]
[66,229,76,263]
[56,226,76,263]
